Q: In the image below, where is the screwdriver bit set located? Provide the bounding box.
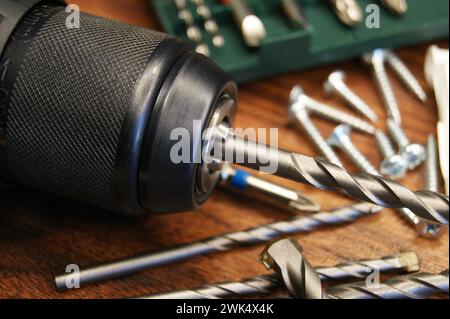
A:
[151,0,448,82]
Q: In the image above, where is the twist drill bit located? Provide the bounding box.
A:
[327,271,449,299]
[213,127,449,225]
[55,203,380,291]
[220,164,321,213]
[138,251,419,299]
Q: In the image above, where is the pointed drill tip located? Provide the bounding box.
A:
[396,251,420,273]
[241,15,267,47]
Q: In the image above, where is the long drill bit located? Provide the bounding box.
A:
[138,251,419,299]
[55,203,380,291]
[213,127,449,224]
[262,238,449,299]
[327,270,449,299]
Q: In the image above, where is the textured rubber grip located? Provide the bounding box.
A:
[1,4,168,210]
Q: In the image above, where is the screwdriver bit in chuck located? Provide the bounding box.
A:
[55,203,379,291]
[212,127,449,225]
[139,251,419,299]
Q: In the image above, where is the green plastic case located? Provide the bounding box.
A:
[151,0,449,83]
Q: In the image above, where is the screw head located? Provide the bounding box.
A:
[415,220,446,239]
[327,124,351,147]
[401,144,426,170]
[324,70,346,95]
[380,155,408,180]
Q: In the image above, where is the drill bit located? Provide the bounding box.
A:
[328,271,449,299]
[263,238,448,300]
[212,127,449,224]
[138,251,419,299]
[220,164,321,213]
[281,0,309,29]
[54,203,380,291]
[380,0,408,15]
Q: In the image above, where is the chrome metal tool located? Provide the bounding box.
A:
[220,164,321,213]
[138,250,418,299]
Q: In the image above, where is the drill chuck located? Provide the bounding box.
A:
[0,0,237,215]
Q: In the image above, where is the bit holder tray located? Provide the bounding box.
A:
[151,0,448,83]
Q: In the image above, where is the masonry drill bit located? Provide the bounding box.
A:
[329,0,363,27]
[220,164,321,213]
[139,251,419,299]
[212,126,449,224]
[328,270,449,299]
[54,203,380,291]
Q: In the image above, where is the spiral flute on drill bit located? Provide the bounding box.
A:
[139,251,419,299]
[55,203,380,290]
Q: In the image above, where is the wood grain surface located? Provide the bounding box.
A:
[0,0,448,299]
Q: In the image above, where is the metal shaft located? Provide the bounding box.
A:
[138,251,419,299]
[281,0,309,29]
[328,125,380,176]
[426,135,440,193]
[289,94,343,167]
[385,50,428,102]
[217,130,449,225]
[329,0,363,27]
[328,270,449,299]
[54,203,380,291]
[262,239,447,300]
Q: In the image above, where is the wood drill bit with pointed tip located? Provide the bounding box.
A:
[138,250,419,299]
[55,203,380,291]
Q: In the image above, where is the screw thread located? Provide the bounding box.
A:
[303,96,376,134]
[372,52,402,124]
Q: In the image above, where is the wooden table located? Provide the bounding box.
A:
[0,0,448,299]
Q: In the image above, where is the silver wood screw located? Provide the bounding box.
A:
[292,85,376,135]
[324,70,378,122]
[385,50,428,103]
[363,49,402,125]
[387,119,426,170]
[374,129,407,179]
[327,125,380,175]
[289,87,343,167]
